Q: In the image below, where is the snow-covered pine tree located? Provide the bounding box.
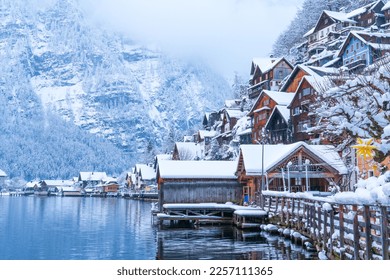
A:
[272,0,381,60]
[310,60,390,164]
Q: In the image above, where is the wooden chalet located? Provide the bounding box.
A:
[382,1,390,28]
[215,109,247,145]
[248,57,293,99]
[303,1,385,61]
[248,90,294,143]
[236,142,348,203]
[337,31,390,72]
[280,64,338,93]
[265,105,292,144]
[303,10,357,58]
[101,179,119,194]
[156,160,241,211]
[288,75,333,143]
[39,179,75,195]
[347,1,385,28]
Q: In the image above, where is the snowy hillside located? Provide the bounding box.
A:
[0,0,232,179]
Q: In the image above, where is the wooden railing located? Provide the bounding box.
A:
[262,193,390,260]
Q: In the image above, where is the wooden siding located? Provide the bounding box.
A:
[289,80,317,142]
[159,180,242,210]
[284,69,307,93]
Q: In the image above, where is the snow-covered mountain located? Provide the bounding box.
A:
[0,0,232,179]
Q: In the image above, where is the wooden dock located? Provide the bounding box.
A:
[155,203,268,226]
[263,193,390,260]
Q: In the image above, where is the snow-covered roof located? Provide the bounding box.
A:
[251,57,286,75]
[79,172,107,181]
[249,90,294,115]
[0,169,6,177]
[135,164,156,180]
[382,1,390,11]
[347,1,383,18]
[174,142,203,160]
[158,160,238,179]
[225,109,246,119]
[198,130,218,139]
[265,105,290,129]
[232,116,252,137]
[43,180,74,187]
[303,27,315,38]
[324,10,356,24]
[337,31,390,57]
[239,142,347,175]
[224,99,241,109]
[262,90,294,106]
[297,75,331,94]
[156,154,172,161]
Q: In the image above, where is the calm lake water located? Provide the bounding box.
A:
[0,196,317,260]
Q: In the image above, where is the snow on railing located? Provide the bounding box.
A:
[262,192,390,260]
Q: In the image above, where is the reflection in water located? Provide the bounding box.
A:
[0,196,156,260]
[156,225,318,260]
[0,197,317,260]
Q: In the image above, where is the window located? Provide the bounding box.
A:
[384,101,390,110]
[368,18,373,24]
[302,88,311,97]
[263,99,270,106]
[293,107,300,116]
[297,120,311,132]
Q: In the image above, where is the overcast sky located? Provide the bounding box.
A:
[84,0,304,79]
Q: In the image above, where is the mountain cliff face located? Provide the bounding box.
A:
[0,0,232,179]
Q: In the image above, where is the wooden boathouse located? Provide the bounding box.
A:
[156,160,242,212]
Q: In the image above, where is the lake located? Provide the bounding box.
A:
[0,196,317,260]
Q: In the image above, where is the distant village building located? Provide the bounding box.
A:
[248,57,293,99]
[248,90,294,143]
[337,31,390,72]
[78,172,107,188]
[0,169,7,189]
[134,164,156,190]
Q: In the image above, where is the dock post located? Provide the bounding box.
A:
[352,205,360,260]
[380,206,389,260]
[363,205,372,260]
[339,205,345,260]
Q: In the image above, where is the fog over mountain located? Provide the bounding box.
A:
[0,0,232,180]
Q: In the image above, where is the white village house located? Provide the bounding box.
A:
[0,169,7,189]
